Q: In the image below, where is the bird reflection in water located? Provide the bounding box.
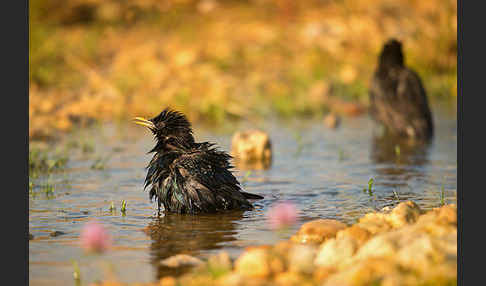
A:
[370,134,432,202]
[145,210,245,280]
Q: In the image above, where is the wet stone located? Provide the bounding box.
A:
[291,219,347,244]
[231,130,272,163]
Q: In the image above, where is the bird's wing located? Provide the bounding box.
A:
[369,72,399,126]
[144,151,180,202]
[171,147,250,213]
[396,69,434,137]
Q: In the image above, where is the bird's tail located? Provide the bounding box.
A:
[241,191,263,200]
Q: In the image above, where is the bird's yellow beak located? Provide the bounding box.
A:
[133,117,155,129]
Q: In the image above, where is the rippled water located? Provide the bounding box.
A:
[29,99,457,285]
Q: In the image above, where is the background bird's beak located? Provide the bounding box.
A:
[133,117,155,129]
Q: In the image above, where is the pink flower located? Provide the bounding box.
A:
[80,220,112,254]
[267,201,298,230]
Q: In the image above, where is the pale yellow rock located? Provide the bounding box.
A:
[216,273,244,286]
[336,225,372,246]
[291,219,347,244]
[357,212,392,234]
[269,255,286,274]
[274,272,306,286]
[273,240,295,257]
[437,204,457,225]
[357,201,422,233]
[208,251,232,272]
[313,266,336,283]
[160,254,203,268]
[386,201,423,228]
[396,232,457,277]
[234,247,271,278]
[287,244,316,274]
[231,130,272,163]
[323,257,402,286]
[354,232,400,261]
[314,236,358,268]
[159,276,177,286]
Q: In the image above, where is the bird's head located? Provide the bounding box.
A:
[378,38,404,69]
[133,108,195,151]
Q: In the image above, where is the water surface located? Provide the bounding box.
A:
[29,99,457,285]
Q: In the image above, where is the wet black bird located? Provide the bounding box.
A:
[369,39,434,140]
[134,108,263,214]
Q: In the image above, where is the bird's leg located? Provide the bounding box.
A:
[157,199,162,217]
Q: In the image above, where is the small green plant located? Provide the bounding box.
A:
[393,189,400,201]
[41,177,55,198]
[440,186,445,206]
[109,201,116,213]
[91,156,109,170]
[121,200,127,215]
[71,260,81,284]
[363,178,374,196]
[29,148,69,178]
[394,145,401,156]
[81,141,95,154]
[241,170,252,185]
[338,149,348,161]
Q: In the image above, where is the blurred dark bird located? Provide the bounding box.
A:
[134,108,263,214]
[369,39,434,140]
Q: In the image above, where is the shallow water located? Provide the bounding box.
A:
[29,99,457,285]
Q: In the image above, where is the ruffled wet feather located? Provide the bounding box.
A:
[141,108,263,214]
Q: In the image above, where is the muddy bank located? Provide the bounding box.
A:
[94,201,457,286]
[30,0,456,140]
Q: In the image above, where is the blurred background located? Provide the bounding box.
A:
[29,0,457,140]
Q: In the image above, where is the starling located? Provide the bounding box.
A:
[134,108,263,214]
[369,39,434,140]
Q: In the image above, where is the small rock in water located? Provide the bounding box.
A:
[291,219,347,244]
[231,130,272,167]
[50,231,66,237]
[160,254,203,268]
[324,113,340,129]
